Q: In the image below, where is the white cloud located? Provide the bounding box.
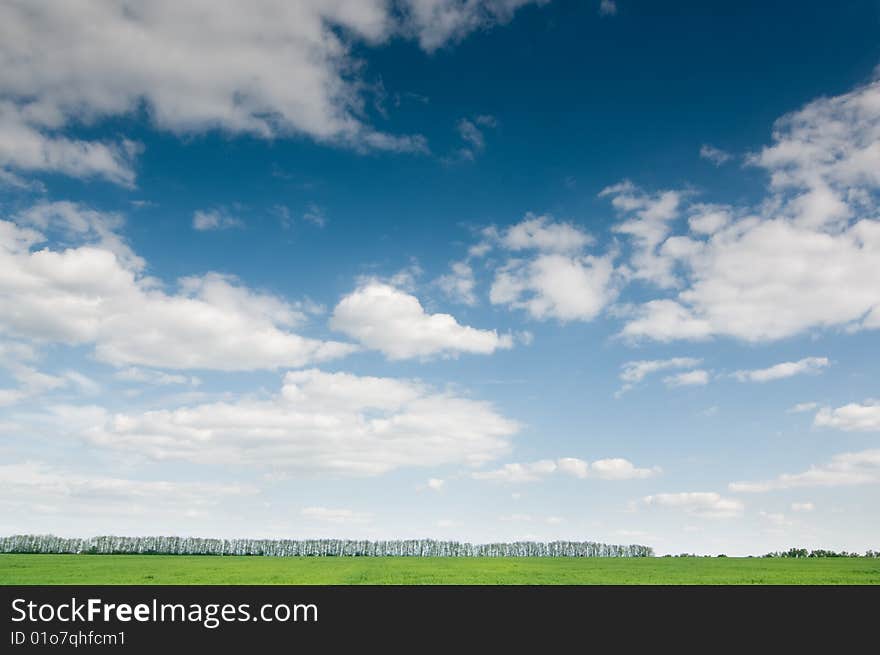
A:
[470,214,617,322]
[0,168,45,191]
[435,261,478,306]
[473,459,558,483]
[788,401,819,414]
[15,201,143,269]
[456,118,488,154]
[640,492,744,518]
[814,401,880,432]
[435,519,460,528]
[387,262,424,292]
[500,215,593,254]
[620,299,713,341]
[330,281,513,359]
[0,389,26,407]
[0,1,449,149]
[0,204,355,370]
[0,364,65,407]
[0,104,139,186]
[401,0,543,52]
[758,510,792,528]
[791,502,814,512]
[620,357,702,384]
[663,369,709,387]
[458,119,483,149]
[0,461,255,517]
[620,218,880,342]
[473,457,659,483]
[426,478,445,491]
[0,1,543,184]
[301,506,372,524]
[617,357,701,395]
[598,0,617,17]
[58,368,518,476]
[589,458,660,480]
[687,205,732,236]
[61,370,100,396]
[733,357,829,382]
[618,81,880,342]
[750,79,880,193]
[0,342,100,405]
[490,253,616,321]
[601,181,685,288]
[730,449,880,492]
[302,203,327,227]
[699,144,732,166]
[499,513,532,522]
[114,367,200,387]
[556,457,591,479]
[193,209,244,231]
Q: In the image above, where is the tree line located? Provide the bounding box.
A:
[762,548,880,558]
[0,535,654,558]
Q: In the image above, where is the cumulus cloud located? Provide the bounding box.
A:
[617,81,880,342]
[639,492,744,518]
[490,253,616,321]
[499,214,593,254]
[467,214,619,322]
[814,401,880,432]
[15,201,143,269]
[330,281,513,359]
[733,357,829,382]
[0,1,544,184]
[472,457,659,483]
[0,203,355,370]
[730,449,880,492]
[791,502,814,512]
[57,368,518,476]
[0,104,140,186]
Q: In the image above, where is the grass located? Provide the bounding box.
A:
[2,554,880,584]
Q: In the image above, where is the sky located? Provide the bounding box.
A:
[1,0,880,556]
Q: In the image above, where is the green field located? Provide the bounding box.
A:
[2,554,879,584]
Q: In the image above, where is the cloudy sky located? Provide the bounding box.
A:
[1,1,879,556]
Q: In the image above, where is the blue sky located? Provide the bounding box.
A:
[1,1,880,555]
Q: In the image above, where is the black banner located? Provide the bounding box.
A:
[1,585,876,651]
